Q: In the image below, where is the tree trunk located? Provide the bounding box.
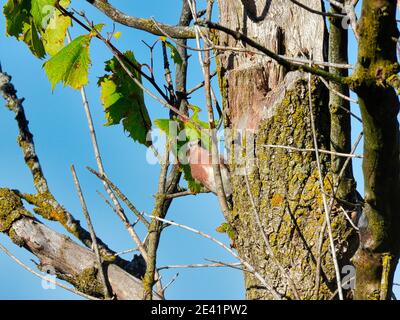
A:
[351,0,400,300]
[216,0,358,299]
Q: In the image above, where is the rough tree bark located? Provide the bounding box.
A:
[351,0,400,300]
[215,0,358,299]
[2,0,399,300]
[0,188,160,300]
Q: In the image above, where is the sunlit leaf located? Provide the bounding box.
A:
[31,0,57,31]
[114,31,122,40]
[42,0,71,55]
[160,36,183,66]
[99,51,152,146]
[43,34,92,90]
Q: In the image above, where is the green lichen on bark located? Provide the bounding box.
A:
[229,77,356,299]
[0,188,32,234]
[328,2,355,202]
[350,0,400,300]
[21,192,84,238]
[61,267,105,298]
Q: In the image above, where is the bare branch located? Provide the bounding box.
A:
[87,167,150,228]
[0,188,160,300]
[158,262,242,270]
[289,0,345,18]
[319,76,359,105]
[165,189,211,199]
[0,69,119,262]
[151,19,354,70]
[148,215,283,300]
[262,144,362,158]
[190,0,231,218]
[0,241,99,300]
[160,273,179,295]
[198,21,349,85]
[86,0,197,39]
[307,72,343,299]
[71,165,112,299]
[143,141,171,300]
[339,206,359,231]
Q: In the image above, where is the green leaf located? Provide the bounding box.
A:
[21,19,46,58]
[155,118,204,192]
[3,0,31,37]
[88,23,105,38]
[31,0,57,31]
[4,0,45,58]
[176,105,211,151]
[216,222,230,233]
[154,119,180,138]
[160,36,183,66]
[216,222,235,242]
[4,0,71,58]
[42,0,71,56]
[43,34,92,90]
[99,51,152,146]
[189,104,209,128]
[113,31,122,40]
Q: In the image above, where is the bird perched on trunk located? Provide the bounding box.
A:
[186,140,232,197]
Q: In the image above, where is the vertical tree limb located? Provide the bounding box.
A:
[351,0,400,300]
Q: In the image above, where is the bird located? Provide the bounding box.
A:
[186,140,232,197]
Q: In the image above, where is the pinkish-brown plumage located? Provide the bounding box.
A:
[187,141,232,197]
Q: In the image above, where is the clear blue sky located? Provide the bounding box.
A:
[0,0,398,300]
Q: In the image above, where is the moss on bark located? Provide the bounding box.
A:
[228,76,357,299]
[351,0,400,300]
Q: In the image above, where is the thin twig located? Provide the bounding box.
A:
[314,219,328,296]
[308,70,344,300]
[204,258,246,272]
[289,0,346,18]
[143,140,171,299]
[186,71,218,95]
[262,144,363,158]
[339,206,359,231]
[113,247,139,257]
[160,273,179,295]
[147,214,283,300]
[319,76,358,104]
[314,132,363,297]
[329,276,355,300]
[158,262,242,270]
[190,0,231,219]
[198,21,349,85]
[70,165,111,299]
[151,19,353,70]
[0,69,117,259]
[88,167,150,228]
[96,190,119,214]
[0,242,99,300]
[165,189,211,199]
